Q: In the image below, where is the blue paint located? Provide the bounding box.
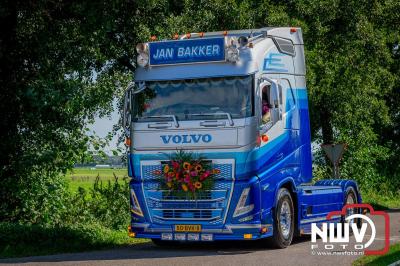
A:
[149,38,225,65]
[263,53,289,72]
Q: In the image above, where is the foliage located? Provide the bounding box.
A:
[0,172,136,258]
[64,174,130,230]
[0,222,147,259]
[353,242,400,266]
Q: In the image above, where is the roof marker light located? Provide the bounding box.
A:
[290,28,297,33]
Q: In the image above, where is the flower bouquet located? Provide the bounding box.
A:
[153,150,220,198]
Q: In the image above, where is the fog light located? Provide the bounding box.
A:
[187,233,200,241]
[161,233,173,241]
[174,233,186,241]
[201,234,213,241]
[243,234,252,239]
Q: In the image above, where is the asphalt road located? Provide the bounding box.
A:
[2,211,399,266]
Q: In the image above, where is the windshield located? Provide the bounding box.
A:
[134,75,254,122]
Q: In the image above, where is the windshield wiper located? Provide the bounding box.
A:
[190,112,234,126]
[142,115,179,128]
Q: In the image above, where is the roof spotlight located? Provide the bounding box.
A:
[226,47,239,62]
[238,36,249,47]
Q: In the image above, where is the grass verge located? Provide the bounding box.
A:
[361,190,400,210]
[65,168,128,192]
[353,243,400,266]
[0,222,148,259]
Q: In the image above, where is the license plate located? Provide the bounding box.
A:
[174,224,201,232]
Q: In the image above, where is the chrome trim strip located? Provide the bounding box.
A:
[146,189,227,192]
[135,223,273,234]
[148,196,225,202]
[153,215,221,221]
[300,215,341,224]
[152,208,223,211]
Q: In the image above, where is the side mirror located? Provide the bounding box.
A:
[122,85,133,136]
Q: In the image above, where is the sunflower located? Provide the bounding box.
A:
[183,162,191,170]
[181,184,189,192]
[194,181,202,189]
[194,164,203,172]
[212,169,221,174]
[163,164,170,173]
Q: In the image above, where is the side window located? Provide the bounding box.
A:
[261,85,272,125]
[260,81,282,129]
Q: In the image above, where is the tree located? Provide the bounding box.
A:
[0,0,177,222]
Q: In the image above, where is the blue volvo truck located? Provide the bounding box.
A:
[123,27,361,248]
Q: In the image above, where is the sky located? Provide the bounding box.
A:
[88,102,122,154]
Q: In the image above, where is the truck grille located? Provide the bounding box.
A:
[140,159,234,225]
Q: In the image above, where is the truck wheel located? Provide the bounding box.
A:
[270,188,294,248]
[342,187,359,227]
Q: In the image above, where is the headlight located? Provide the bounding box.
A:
[130,189,144,217]
[233,187,254,217]
[137,52,149,67]
[226,47,239,62]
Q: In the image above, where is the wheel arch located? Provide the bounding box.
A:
[273,177,298,234]
[314,179,362,205]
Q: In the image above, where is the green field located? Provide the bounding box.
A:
[66,168,128,192]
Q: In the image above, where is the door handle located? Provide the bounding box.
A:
[200,121,226,127]
[148,122,172,129]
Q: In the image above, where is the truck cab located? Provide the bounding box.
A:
[124,27,361,247]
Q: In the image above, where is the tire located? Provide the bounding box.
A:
[342,187,359,227]
[270,188,295,248]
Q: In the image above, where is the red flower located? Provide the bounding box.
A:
[190,171,198,177]
[175,172,180,180]
[188,183,195,192]
[184,176,190,183]
[172,161,180,170]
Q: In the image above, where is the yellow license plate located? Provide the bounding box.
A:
[174,224,201,232]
